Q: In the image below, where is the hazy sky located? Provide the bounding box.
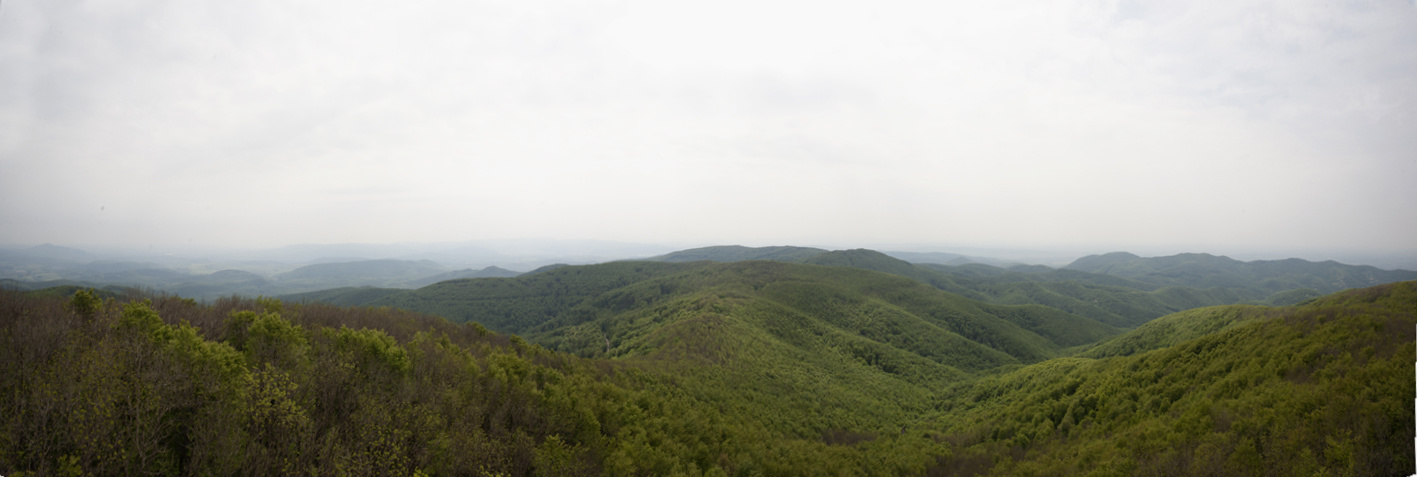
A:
[2,0,1414,255]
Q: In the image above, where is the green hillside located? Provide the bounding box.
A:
[280,286,410,307]
[803,249,940,282]
[791,250,1261,328]
[1264,287,1323,306]
[1066,251,1417,294]
[12,244,1407,475]
[642,246,1397,329]
[1076,305,1278,359]
[291,259,1123,441]
[283,248,1379,351]
[11,245,1403,324]
[353,260,1119,366]
[165,269,270,298]
[646,245,828,263]
[525,261,1117,363]
[407,266,521,288]
[274,259,449,291]
[930,281,1416,475]
[0,286,964,475]
[1,278,126,294]
[2,279,1411,475]
[924,270,1265,328]
[372,261,704,333]
[920,262,1162,291]
[2,282,130,300]
[2,269,270,300]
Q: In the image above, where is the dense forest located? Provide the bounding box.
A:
[6,244,1414,305]
[0,289,952,475]
[2,260,1413,475]
[283,248,1416,331]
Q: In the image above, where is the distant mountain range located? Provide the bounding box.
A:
[1065,251,1416,294]
[279,245,1417,341]
[650,245,1416,293]
[4,243,1414,317]
[406,266,521,288]
[646,245,829,263]
[634,246,1416,327]
[0,249,525,298]
[275,259,447,287]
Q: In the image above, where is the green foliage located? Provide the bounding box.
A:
[331,326,413,376]
[243,310,310,368]
[244,364,311,473]
[373,261,707,334]
[284,247,1417,337]
[1265,287,1323,306]
[930,281,1417,476]
[65,288,103,319]
[1066,251,1417,295]
[117,299,164,334]
[8,282,130,300]
[917,262,1272,328]
[340,260,1112,367]
[256,295,283,314]
[1,277,1411,476]
[1077,305,1278,358]
[280,286,408,307]
[647,245,828,263]
[274,259,450,292]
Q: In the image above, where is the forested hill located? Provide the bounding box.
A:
[637,246,1417,327]
[646,245,828,263]
[1,257,502,300]
[1066,251,1417,294]
[276,259,449,288]
[928,281,1416,475]
[646,246,1416,298]
[3,279,1412,475]
[294,260,1121,367]
[406,266,522,288]
[282,247,1415,334]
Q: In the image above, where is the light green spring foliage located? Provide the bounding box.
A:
[1078,305,1279,358]
[283,249,1406,333]
[65,287,103,318]
[1,279,1413,476]
[331,326,413,375]
[1,290,952,476]
[929,282,1417,476]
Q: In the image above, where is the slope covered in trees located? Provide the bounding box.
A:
[650,246,1415,328]
[0,290,957,475]
[275,259,450,290]
[2,280,1413,475]
[407,266,522,288]
[929,282,1416,475]
[1066,251,1417,294]
[290,260,1120,365]
[0,247,527,300]
[646,245,828,263]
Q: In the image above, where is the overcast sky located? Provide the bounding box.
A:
[2,0,1414,257]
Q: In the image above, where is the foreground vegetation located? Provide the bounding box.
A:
[1,277,1412,475]
[0,290,947,476]
[930,282,1416,475]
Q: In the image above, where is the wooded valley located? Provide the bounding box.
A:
[1,249,1412,475]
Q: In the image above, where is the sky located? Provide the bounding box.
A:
[1,0,1415,259]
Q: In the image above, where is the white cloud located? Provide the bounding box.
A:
[1,0,1413,253]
